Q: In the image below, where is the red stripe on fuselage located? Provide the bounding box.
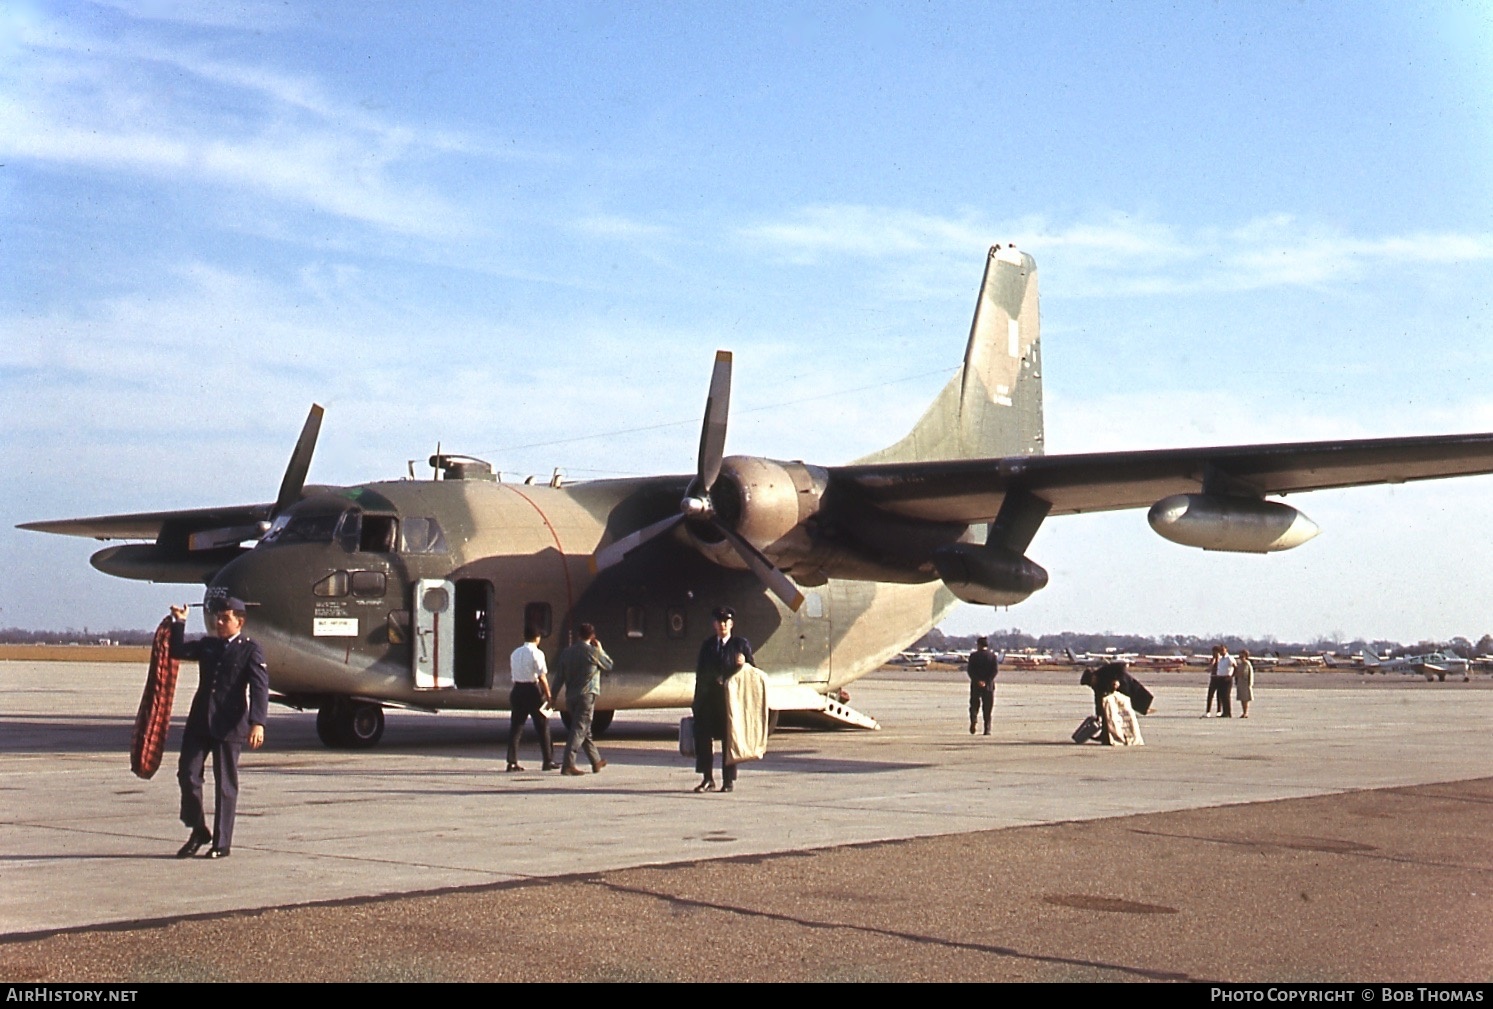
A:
[504,486,577,638]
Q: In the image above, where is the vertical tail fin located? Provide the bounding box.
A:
[855,245,1042,464]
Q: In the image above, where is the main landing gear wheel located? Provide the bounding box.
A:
[557,709,615,736]
[316,698,386,749]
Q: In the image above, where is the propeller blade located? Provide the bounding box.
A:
[590,513,685,573]
[273,404,325,517]
[717,524,806,612]
[696,350,732,492]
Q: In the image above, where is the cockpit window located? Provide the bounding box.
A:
[401,517,447,554]
[360,516,398,553]
[313,571,348,597]
[261,512,341,546]
[350,570,387,597]
[336,510,361,552]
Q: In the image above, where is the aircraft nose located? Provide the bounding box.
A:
[206,547,275,623]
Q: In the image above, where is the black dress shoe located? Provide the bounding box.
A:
[720,782,734,793]
[176,828,212,858]
[542,763,560,771]
[506,762,524,772]
[206,847,231,859]
[692,779,716,793]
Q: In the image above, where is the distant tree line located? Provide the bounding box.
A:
[0,627,155,646]
[912,628,1493,660]
[8,624,1493,660]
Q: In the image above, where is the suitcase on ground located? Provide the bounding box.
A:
[1071,715,1102,743]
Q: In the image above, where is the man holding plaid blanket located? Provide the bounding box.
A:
[168,597,269,859]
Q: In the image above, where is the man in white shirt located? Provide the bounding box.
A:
[1209,644,1236,719]
[507,625,557,772]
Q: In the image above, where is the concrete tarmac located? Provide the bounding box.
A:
[3,661,1491,981]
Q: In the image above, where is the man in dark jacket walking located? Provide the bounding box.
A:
[168,597,269,859]
[692,607,754,792]
[967,636,998,735]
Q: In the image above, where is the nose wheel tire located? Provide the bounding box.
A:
[316,698,386,749]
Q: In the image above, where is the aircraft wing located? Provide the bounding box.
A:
[17,503,274,540]
[17,406,324,543]
[829,432,1493,523]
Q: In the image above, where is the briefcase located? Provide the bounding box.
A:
[679,716,695,758]
[1072,715,1102,743]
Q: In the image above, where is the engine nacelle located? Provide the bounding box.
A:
[931,543,1049,606]
[686,457,828,568]
[1147,494,1319,553]
[90,543,246,583]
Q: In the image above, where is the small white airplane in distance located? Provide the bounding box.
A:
[1063,648,1140,665]
[1000,651,1052,669]
[1248,653,1324,669]
[1362,651,1470,682]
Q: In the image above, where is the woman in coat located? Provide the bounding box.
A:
[1235,649,1255,718]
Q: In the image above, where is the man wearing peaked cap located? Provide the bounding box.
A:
[692,606,755,793]
[167,596,269,859]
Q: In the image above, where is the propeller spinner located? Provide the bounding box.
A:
[592,352,805,612]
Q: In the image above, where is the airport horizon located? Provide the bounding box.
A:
[3,660,1491,981]
[5,620,1490,655]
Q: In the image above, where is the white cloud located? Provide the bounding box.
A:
[739,204,1493,298]
[572,214,677,243]
[1046,386,1493,458]
[739,205,990,262]
[91,0,300,32]
[0,14,485,240]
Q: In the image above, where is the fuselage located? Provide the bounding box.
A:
[208,475,960,713]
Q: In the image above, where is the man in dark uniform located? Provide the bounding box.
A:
[168,597,269,859]
[692,606,755,793]
[966,636,998,735]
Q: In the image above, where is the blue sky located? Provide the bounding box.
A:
[4,1,1493,642]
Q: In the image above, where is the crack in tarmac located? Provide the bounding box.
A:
[585,878,1199,982]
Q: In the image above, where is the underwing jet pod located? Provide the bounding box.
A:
[1147,494,1319,553]
[22,245,1493,747]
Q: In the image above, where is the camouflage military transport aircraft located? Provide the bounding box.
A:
[22,245,1493,747]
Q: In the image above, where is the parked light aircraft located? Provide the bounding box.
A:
[1362,650,1471,681]
[1064,647,1141,665]
[21,245,1493,747]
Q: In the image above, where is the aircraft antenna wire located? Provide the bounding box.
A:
[477,365,959,457]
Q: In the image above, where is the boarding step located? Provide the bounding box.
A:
[764,677,879,730]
